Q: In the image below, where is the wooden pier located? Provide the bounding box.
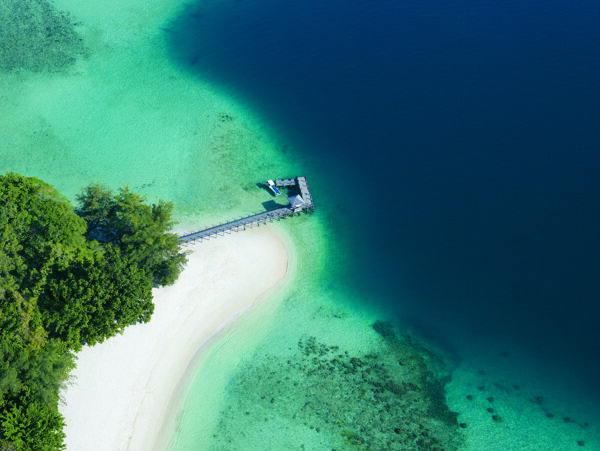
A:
[178,176,314,245]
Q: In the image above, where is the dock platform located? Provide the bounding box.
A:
[179,176,314,244]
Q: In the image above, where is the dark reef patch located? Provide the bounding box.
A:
[212,321,463,450]
[0,0,87,72]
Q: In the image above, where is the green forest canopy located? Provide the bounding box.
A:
[0,173,187,450]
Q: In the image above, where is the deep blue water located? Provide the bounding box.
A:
[167,0,600,388]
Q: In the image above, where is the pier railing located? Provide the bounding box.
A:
[178,176,314,245]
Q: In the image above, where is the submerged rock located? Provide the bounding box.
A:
[0,0,88,72]
[212,321,463,450]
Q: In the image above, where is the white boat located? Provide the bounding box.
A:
[267,179,281,195]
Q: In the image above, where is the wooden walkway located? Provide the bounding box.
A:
[178,176,313,244]
[275,176,314,212]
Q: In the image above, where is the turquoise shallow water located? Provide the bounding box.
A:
[2,1,599,449]
[164,0,600,448]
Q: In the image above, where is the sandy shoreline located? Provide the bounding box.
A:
[59,227,291,451]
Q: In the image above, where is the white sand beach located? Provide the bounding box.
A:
[59,227,291,451]
[3,0,302,448]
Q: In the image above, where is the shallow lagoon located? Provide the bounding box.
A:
[2,0,599,449]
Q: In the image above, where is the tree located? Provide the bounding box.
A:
[0,387,67,451]
[76,184,187,286]
[0,173,88,297]
[1,173,186,449]
[38,246,153,351]
[0,289,74,451]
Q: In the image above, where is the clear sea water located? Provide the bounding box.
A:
[2,0,599,448]
[167,0,600,389]
[165,0,600,448]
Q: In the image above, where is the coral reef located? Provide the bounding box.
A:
[0,0,87,72]
[211,321,463,450]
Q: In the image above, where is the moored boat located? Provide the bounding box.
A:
[267,179,281,195]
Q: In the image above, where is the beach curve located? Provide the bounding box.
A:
[59,227,292,451]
